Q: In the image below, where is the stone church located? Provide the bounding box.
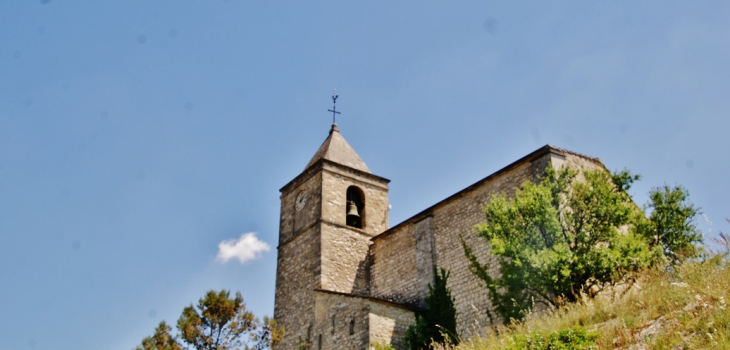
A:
[273,123,605,349]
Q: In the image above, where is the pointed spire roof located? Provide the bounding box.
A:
[305,124,371,173]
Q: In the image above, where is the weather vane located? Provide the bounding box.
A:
[328,89,341,124]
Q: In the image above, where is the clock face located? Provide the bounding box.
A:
[295,191,307,211]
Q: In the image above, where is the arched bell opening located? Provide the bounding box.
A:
[346,186,365,229]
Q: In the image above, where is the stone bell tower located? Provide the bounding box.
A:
[274,123,390,349]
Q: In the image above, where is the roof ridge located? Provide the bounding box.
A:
[305,124,371,173]
[547,144,601,162]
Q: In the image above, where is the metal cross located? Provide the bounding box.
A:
[328,89,341,124]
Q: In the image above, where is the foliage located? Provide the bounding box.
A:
[370,342,396,350]
[463,166,658,322]
[177,290,256,350]
[453,233,730,350]
[297,336,311,350]
[406,268,459,350]
[135,321,183,350]
[505,326,598,350]
[135,290,283,350]
[640,185,703,264]
[406,316,431,350]
[257,317,284,350]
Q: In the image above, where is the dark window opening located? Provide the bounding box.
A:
[318,334,322,350]
[331,315,336,335]
[349,319,355,335]
[346,186,365,228]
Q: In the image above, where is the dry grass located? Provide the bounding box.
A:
[454,254,730,350]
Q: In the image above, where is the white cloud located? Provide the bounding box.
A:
[216,232,271,264]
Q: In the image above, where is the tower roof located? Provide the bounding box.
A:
[305,124,371,173]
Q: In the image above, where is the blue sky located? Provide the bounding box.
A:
[1,1,729,349]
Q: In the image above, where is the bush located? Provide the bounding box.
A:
[507,326,598,350]
[464,166,655,322]
[463,165,702,323]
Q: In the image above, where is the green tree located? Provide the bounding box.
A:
[135,321,183,350]
[405,268,458,350]
[641,185,702,264]
[463,166,657,322]
[135,290,283,350]
[177,290,256,350]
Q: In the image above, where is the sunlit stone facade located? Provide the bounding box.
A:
[274,124,604,349]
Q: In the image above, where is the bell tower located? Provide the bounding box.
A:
[274,123,390,349]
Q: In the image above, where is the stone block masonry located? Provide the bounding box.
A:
[274,226,321,350]
[368,300,416,349]
[311,291,415,350]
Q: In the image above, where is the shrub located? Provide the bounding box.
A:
[406,268,459,350]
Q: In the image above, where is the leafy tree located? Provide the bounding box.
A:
[257,317,284,350]
[463,166,658,322]
[405,268,458,350]
[177,290,256,350]
[641,185,702,264]
[135,321,183,350]
[135,290,283,350]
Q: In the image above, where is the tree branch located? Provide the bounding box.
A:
[526,286,557,309]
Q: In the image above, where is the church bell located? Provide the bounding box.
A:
[347,201,360,219]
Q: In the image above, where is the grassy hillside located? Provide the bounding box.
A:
[450,254,730,350]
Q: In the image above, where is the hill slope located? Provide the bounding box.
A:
[452,256,729,350]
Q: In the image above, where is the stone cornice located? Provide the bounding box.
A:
[277,218,376,249]
[280,158,390,196]
[314,288,422,312]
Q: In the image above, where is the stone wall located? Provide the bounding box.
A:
[274,226,321,350]
[321,222,373,295]
[275,165,326,349]
[279,171,323,246]
[308,291,416,350]
[551,151,607,178]
[414,216,435,308]
[368,301,416,350]
[430,160,536,336]
[319,163,389,295]
[321,163,390,235]
[369,157,543,335]
[312,291,371,350]
[369,224,419,305]
[369,148,606,338]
